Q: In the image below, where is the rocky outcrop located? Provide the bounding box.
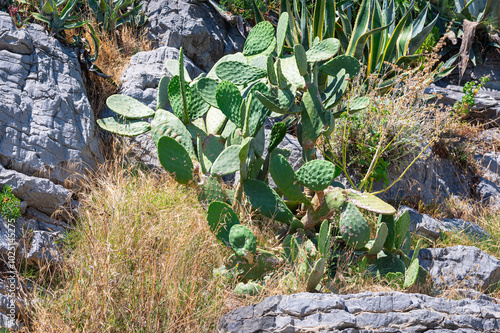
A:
[418,246,500,292]
[143,0,245,71]
[0,12,102,215]
[219,291,500,332]
[399,206,489,240]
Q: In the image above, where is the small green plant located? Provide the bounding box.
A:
[86,0,146,33]
[32,0,89,36]
[453,75,490,116]
[0,185,21,222]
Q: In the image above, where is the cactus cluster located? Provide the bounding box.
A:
[97,14,427,295]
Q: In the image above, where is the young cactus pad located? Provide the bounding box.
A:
[270,155,310,205]
[394,210,411,250]
[207,201,239,246]
[243,20,275,56]
[229,224,257,257]
[157,136,194,185]
[345,189,396,215]
[319,55,361,78]
[216,81,243,128]
[106,94,155,119]
[243,179,294,224]
[215,62,267,85]
[339,203,371,250]
[403,258,420,289]
[305,38,341,62]
[296,160,339,192]
[234,282,263,296]
[367,222,388,255]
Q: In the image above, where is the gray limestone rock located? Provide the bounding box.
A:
[418,246,500,292]
[143,0,245,71]
[219,291,500,332]
[25,230,61,266]
[0,12,102,215]
[399,206,489,240]
[476,177,500,206]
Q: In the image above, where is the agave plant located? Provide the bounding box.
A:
[87,0,146,33]
[32,0,88,35]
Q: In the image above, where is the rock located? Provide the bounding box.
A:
[0,13,103,215]
[25,230,61,266]
[219,291,500,332]
[377,148,471,206]
[475,153,500,184]
[264,128,302,171]
[476,177,500,206]
[418,246,500,292]
[143,0,245,71]
[399,206,489,240]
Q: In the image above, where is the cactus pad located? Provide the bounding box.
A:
[378,214,395,251]
[246,83,270,137]
[344,96,370,113]
[243,179,294,224]
[403,258,420,288]
[276,12,288,57]
[270,155,310,205]
[151,109,196,158]
[322,69,346,105]
[157,136,194,185]
[296,160,338,192]
[394,210,411,250]
[97,116,150,136]
[269,122,287,153]
[168,76,192,121]
[216,61,267,85]
[367,222,388,255]
[157,76,170,110]
[197,77,219,108]
[207,201,239,246]
[319,55,361,78]
[234,282,263,296]
[189,82,210,120]
[306,38,341,62]
[345,189,396,215]
[306,258,326,291]
[280,56,306,88]
[229,224,257,257]
[339,203,370,249]
[206,107,227,135]
[211,144,241,176]
[216,81,243,128]
[199,176,225,204]
[226,251,279,281]
[106,95,155,119]
[294,44,308,76]
[164,59,192,81]
[243,21,275,56]
[375,253,406,276]
[198,134,225,172]
[318,220,331,256]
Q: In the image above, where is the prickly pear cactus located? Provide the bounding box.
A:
[295,160,339,192]
[157,136,194,185]
[229,224,257,258]
[106,94,155,119]
[339,203,370,250]
[243,20,275,56]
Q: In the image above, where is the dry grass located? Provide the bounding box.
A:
[28,162,231,332]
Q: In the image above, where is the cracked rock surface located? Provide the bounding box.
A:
[0,12,102,215]
[219,291,500,332]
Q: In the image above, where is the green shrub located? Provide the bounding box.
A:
[0,185,21,222]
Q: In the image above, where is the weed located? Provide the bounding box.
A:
[0,185,21,222]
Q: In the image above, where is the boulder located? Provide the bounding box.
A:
[143,0,245,71]
[0,12,103,215]
[418,246,500,292]
[219,291,500,332]
[399,206,489,240]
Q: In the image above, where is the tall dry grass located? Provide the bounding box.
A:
[29,162,231,332]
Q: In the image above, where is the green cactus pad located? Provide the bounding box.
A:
[379,214,396,251]
[206,107,227,135]
[157,76,170,110]
[255,91,286,114]
[400,231,411,256]
[229,224,257,257]
[302,84,328,143]
[168,76,192,121]
[210,144,241,176]
[276,12,288,57]
[306,258,326,291]
[199,134,225,172]
[246,83,270,137]
[164,59,192,81]
[345,189,396,215]
[243,179,294,224]
[199,176,225,204]
[269,122,287,153]
[197,77,219,108]
[339,203,370,249]
[412,239,423,263]
[280,56,305,88]
[249,55,268,70]
[234,282,263,296]
[306,38,341,62]
[270,155,310,205]
[344,96,370,113]
[367,222,388,255]
[216,81,243,129]
[106,95,155,119]
[318,220,331,256]
[267,55,278,85]
[394,210,411,250]
[325,188,347,210]
[150,109,196,159]
[277,88,294,110]
[375,253,406,276]
[189,81,210,120]
[97,116,150,136]
[157,136,194,185]
[243,21,275,56]
[207,201,239,246]
[322,69,346,106]
[215,62,267,85]
[296,160,338,192]
[324,78,348,110]
[294,44,308,76]
[275,58,289,89]
[403,258,420,288]
[319,55,361,78]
